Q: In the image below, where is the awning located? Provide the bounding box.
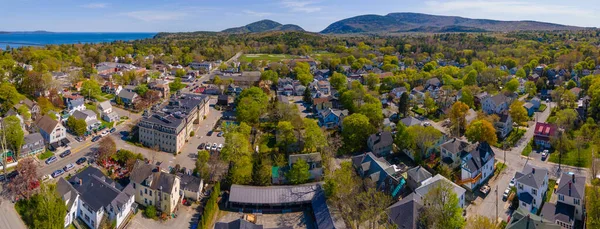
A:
[61,138,71,146]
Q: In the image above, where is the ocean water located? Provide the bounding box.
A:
[0,32,156,48]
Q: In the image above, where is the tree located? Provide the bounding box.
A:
[506,78,519,93]
[424,92,437,115]
[355,187,392,229]
[364,73,380,91]
[236,87,268,125]
[342,114,376,153]
[135,84,149,97]
[169,77,185,92]
[436,164,454,180]
[510,100,529,125]
[394,122,415,152]
[465,215,499,229]
[2,116,25,156]
[303,119,327,152]
[261,70,279,84]
[286,158,311,184]
[398,93,410,117]
[294,62,313,86]
[555,109,578,131]
[195,150,210,180]
[15,183,67,229]
[525,81,537,97]
[252,155,272,186]
[17,106,31,120]
[419,182,465,229]
[97,137,116,163]
[407,125,442,160]
[329,72,347,91]
[463,69,478,86]
[302,86,312,103]
[8,157,39,199]
[277,121,296,152]
[175,69,186,78]
[459,88,475,108]
[81,79,101,99]
[143,205,157,219]
[66,116,87,136]
[516,68,526,78]
[587,186,600,229]
[358,102,384,128]
[465,119,498,145]
[448,101,470,137]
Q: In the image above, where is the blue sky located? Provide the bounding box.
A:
[1,0,599,32]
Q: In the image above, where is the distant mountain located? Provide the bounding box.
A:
[0,30,54,34]
[222,20,304,33]
[321,13,587,34]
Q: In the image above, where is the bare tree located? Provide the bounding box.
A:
[7,157,39,199]
[97,137,116,164]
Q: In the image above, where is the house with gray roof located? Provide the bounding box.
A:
[98,101,119,122]
[508,207,560,229]
[351,152,406,198]
[289,153,323,181]
[482,93,510,115]
[57,166,135,229]
[406,166,432,191]
[66,97,85,115]
[386,193,422,229]
[72,109,101,131]
[415,174,466,208]
[540,173,586,228]
[36,115,67,145]
[515,164,549,214]
[367,131,393,157]
[179,173,203,201]
[400,116,422,127]
[459,142,495,190]
[21,133,45,157]
[129,160,181,214]
[440,138,472,168]
[214,219,294,229]
[117,90,138,106]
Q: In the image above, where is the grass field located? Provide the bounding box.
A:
[239,54,297,62]
[312,52,337,61]
[549,145,595,168]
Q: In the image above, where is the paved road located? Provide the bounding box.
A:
[0,199,27,229]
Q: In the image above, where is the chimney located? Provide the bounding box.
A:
[569,182,572,196]
[572,174,575,183]
[532,168,535,174]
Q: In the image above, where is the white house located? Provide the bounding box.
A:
[66,98,86,115]
[482,94,510,115]
[540,173,586,229]
[36,115,66,144]
[72,110,101,131]
[56,167,135,229]
[415,174,466,209]
[495,112,513,139]
[459,142,495,190]
[515,164,549,214]
[97,101,119,123]
[440,138,471,169]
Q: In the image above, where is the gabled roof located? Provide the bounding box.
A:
[214,219,264,229]
[440,138,470,155]
[515,164,548,189]
[555,173,585,199]
[56,178,79,210]
[118,90,138,100]
[541,202,575,225]
[462,142,495,173]
[229,183,320,205]
[129,160,177,194]
[415,174,466,201]
[407,166,432,184]
[72,109,96,120]
[508,207,560,229]
[67,167,131,212]
[68,98,84,107]
[351,152,401,185]
[488,94,509,106]
[98,100,112,111]
[179,174,202,193]
[368,131,393,150]
[534,122,557,137]
[36,115,60,134]
[386,193,422,229]
[400,116,422,127]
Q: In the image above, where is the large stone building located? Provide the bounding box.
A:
[138,93,210,153]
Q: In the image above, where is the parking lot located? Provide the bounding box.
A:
[217,210,315,229]
[127,204,200,229]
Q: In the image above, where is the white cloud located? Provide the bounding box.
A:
[123,11,188,22]
[281,0,322,13]
[81,3,108,9]
[424,1,593,17]
[243,10,273,17]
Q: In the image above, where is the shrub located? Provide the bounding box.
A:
[198,182,220,229]
[143,205,157,219]
[190,131,195,137]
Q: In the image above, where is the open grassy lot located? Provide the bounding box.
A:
[239,54,297,62]
[312,51,337,61]
[549,145,594,168]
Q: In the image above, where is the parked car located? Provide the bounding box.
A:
[0,175,5,182]
[198,143,205,150]
[110,127,116,133]
[41,174,52,182]
[211,143,217,151]
[217,144,223,152]
[92,136,101,142]
[76,157,87,165]
[52,169,64,178]
[509,178,515,188]
[207,131,213,136]
[205,143,211,151]
[59,150,72,158]
[541,150,548,160]
[7,171,18,180]
[422,122,431,127]
[46,156,58,164]
[101,130,109,137]
[75,136,84,142]
[479,185,491,196]
[63,163,75,172]
[217,132,224,137]
[502,188,511,201]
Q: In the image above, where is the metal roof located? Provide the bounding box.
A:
[229,183,321,205]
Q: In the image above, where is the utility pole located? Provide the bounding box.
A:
[495,185,499,221]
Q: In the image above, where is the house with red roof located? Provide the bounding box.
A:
[534,122,557,149]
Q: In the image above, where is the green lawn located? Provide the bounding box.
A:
[239,54,297,62]
[37,150,54,160]
[538,104,547,112]
[546,179,557,201]
[494,162,507,177]
[522,140,533,156]
[312,52,337,61]
[548,145,594,168]
[85,103,97,111]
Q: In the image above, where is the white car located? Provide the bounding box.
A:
[211,143,217,151]
[63,163,75,172]
[205,143,211,151]
[217,144,223,152]
[422,122,431,127]
[101,130,109,137]
[41,174,52,182]
[509,178,515,188]
[541,150,549,159]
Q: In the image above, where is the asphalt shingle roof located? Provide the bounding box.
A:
[229,183,321,205]
[386,193,422,229]
[555,173,586,199]
[515,164,548,189]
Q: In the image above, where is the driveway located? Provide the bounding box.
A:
[0,198,26,229]
[127,204,200,229]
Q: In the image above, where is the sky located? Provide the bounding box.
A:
[1,0,599,32]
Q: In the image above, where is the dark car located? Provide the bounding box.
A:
[217,132,223,137]
[59,150,72,158]
[92,136,101,142]
[76,157,87,165]
[198,143,205,149]
[110,127,116,133]
[7,171,18,180]
[206,131,212,136]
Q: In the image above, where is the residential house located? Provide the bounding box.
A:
[474,92,489,108]
[21,133,45,157]
[294,85,306,96]
[400,116,422,127]
[72,110,101,131]
[15,98,40,119]
[415,174,466,208]
[314,69,330,79]
[289,153,323,181]
[540,173,586,229]
[129,160,181,214]
[482,94,510,115]
[317,108,348,129]
[507,207,560,229]
[425,78,441,90]
[389,87,407,100]
[56,167,136,229]
[98,101,119,123]
[101,82,122,95]
[367,131,393,157]
[148,80,170,98]
[66,97,86,115]
[312,97,332,113]
[524,102,536,116]
[440,138,471,169]
[117,90,138,106]
[189,61,212,72]
[316,81,330,95]
[179,174,203,202]
[569,87,582,99]
[496,112,513,139]
[515,164,549,214]
[36,115,67,145]
[533,122,557,149]
[406,166,432,191]
[351,152,406,198]
[459,142,495,190]
[386,193,422,229]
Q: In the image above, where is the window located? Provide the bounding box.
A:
[144,198,147,204]
[532,189,537,195]
[140,190,143,196]
[518,184,523,190]
[574,198,580,205]
[559,195,564,201]
[149,200,152,205]
[150,191,152,196]
[133,183,136,189]
[145,189,147,194]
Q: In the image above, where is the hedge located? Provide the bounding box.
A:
[198,182,220,229]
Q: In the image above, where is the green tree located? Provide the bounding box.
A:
[506,78,519,93]
[398,93,410,117]
[16,106,31,120]
[516,68,526,78]
[394,122,415,153]
[465,215,499,229]
[465,119,498,145]
[2,116,25,156]
[286,158,311,184]
[169,77,185,92]
[236,87,268,125]
[81,79,101,99]
[463,69,478,86]
[419,182,465,229]
[303,119,326,152]
[329,72,348,91]
[459,88,475,108]
[407,125,442,160]
[66,116,87,136]
[261,70,279,84]
[143,205,157,219]
[364,73,380,91]
[510,100,529,125]
[448,101,470,137]
[195,150,210,180]
[358,102,384,128]
[342,114,376,153]
[135,84,149,97]
[525,81,537,96]
[15,184,67,229]
[555,109,578,131]
[424,93,437,114]
[252,155,272,186]
[294,62,313,86]
[175,69,186,78]
[277,121,296,152]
